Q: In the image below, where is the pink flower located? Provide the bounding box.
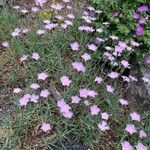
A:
[51,3,63,10]
[22,28,29,34]
[131,40,140,47]
[81,53,91,61]
[40,89,49,97]
[2,41,9,48]
[129,75,138,81]
[121,60,130,68]
[55,15,64,20]
[79,88,89,98]
[88,90,98,98]
[36,29,45,35]
[41,123,52,132]
[96,28,103,33]
[108,71,119,79]
[60,76,72,86]
[57,99,66,108]
[106,85,114,93]
[72,62,86,73]
[32,52,40,60]
[139,130,147,138]
[118,99,128,106]
[90,105,101,115]
[121,76,130,82]
[60,104,71,113]
[19,94,31,106]
[84,100,91,106]
[21,9,28,14]
[101,112,109,120]
[71,96,81,104]
[142,77,150,83]
[64,20,73,26]
[35,0,47,7]
[31,7,39,12]
[88,44,97,52]
[30,94,39,103]
[13,6,20,9]
[20,55,28,62]
[78,26,94,32]
[94,76,103,84]
[30,83,40,89]
[62,111,73,118]
[130,112,141,122]
[121,141,134,150]
[63,0,70,3]
[70,42,79,51]
[11,28,21,37]
[98,121,110,131]
[67,14,75,19]
[61,23,68,29]
[125,124,137,135]
[38,72,48,80]
[13,88,22,93]
[135,143,148,150]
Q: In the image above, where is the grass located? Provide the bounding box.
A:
[0,2,150,150]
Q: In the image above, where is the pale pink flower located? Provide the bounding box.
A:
[130,112,141,122]
[94,76,103,84]
[32,52,40,60]
[13,88,22,93]
[19,94,31,106]
[129,75,138,81]
[21,9,28,14]
[30,94,39,103]
[30,83,40,89]
[31,7,39,12]
[142,77,150,83]
[57,99,66,108]
[22,28,29,34]
[108,71,119,79]
[101,112,109,120]
[98,121,110,131]
[60,76,72,86]
[109,35,118,40]
[131,40,140,47]
[105,46,112,50]
[121,141,134,150]
[67,14,75,19]
[84,100,91,106]
[106,85,114,93]
[121,76,130,82]
[72,62,86,73]
[38,72,48,80]
[70,42,79,51]
[51,3,63,10]
[63,0,70,3]
[79,88,89,98]
[64,20,73,26]
[44,23,58,30]
[13,6,20,9]
[2,41,9,48]
[71,96,81,104]
[90,105,101,115]
[60,104,71,113]
[78,26,94,32]
[11,30,20,37]
[125,124,137,135]
[88,90,98,98]
[20,55,28,62]
[35,0,47,7]
[61,23,68,29]
[88,44,97,52]
[41,123,52,132]
[81,53,91,61]
[121,60,130,68]
[62,111,73,118]
[96,28,103,33]
[87,6,95,11]
[135,143,148,150]
[139,130,147,138]
[43,20,51,24]
[36,29,45,35]
[40,89,49,98]
[118,99,129,106]
[55,15,64,20]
